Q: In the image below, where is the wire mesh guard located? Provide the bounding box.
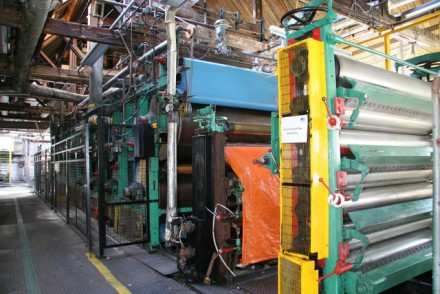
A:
[33,149,51,202]
[51,131,89,237]
[279,256,302,294]
[105,203,147,247]
[278,43,312,256]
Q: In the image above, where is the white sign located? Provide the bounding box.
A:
[0,136,13,151]
[281,115,308,143]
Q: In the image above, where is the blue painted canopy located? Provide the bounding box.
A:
[177,58,278,112]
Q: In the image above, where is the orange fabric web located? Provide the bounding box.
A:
[225,146,280,266]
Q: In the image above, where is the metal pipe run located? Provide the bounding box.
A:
[165,6,179,240]
[346,169,433,190]
[342,108,432,135]
[11,0,56,93]
[109,0,137,30]
[347,228,432,265]
[89,56,104,106]
[432,75,440,293]
[29,84,87,103]
[102,41,167,91]
[349,218,432,250]
[339,130,432,148]
[343,183,433,213]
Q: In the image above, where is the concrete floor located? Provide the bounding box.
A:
[0,184,278,294]
[0,185,196,294]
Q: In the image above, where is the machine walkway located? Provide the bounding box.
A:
[0,184,279,294]
[0,184,194,294]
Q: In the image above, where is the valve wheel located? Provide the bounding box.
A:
[280,6,328,29]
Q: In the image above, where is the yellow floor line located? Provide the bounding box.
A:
[86,252,132,294]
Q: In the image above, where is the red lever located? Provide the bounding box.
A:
[219,247,234,254]
[322,97,337,127]
[154,56,167,65]
[322,97,347,128]
[322,97,332,117]
[318,242,353,282]
[126,141,134,147]
[319,178,338,202]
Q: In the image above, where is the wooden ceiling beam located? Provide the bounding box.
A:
[43,18,148,48]
[62,37,85,59]
[28,65,116,85]
[0,120,50,129]
[0,114,49,121]
[0,7,22,28]
[29,65,89,84]
[0,103,61,115]
[39,51,58,69]
[253,0,263,19]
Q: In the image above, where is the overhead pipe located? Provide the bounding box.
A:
[76,87,123,108]
[12,0,56,94]
[331,1,393,28]
[80,0,140,68]
[87,2,104,107]
[432,75,440,294]
[102,40,167,91]
[89,57,104,106]
[165,5,179,242]
[29,84,87,103]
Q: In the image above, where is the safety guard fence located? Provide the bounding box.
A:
[33,149,51,202]
[33,123,150,255]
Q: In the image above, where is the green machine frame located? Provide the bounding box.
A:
[281,1,437,293]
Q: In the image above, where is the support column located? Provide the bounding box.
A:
[432,76,440,294]
[384,35,391,71]
[88,1,105,257]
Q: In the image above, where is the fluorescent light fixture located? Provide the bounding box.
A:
[388,0,416,10]
[159,0,188,8]
[405,0,440,18]
[366,1,380,7]
[269,25,286,38]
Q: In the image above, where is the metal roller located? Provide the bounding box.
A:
[349,218,432,250]
[336,55,431,100]
[343,183,432,213]
[346,169,432,190]
[342,108,432,135]
[176,105,271,160]
[180,105,271,144]
[339,130,432,148]
[347,228,432,265]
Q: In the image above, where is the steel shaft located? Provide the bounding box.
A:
[343,183,432,213]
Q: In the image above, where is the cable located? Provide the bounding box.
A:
[110,128,133,137]
[211,204,236,277]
